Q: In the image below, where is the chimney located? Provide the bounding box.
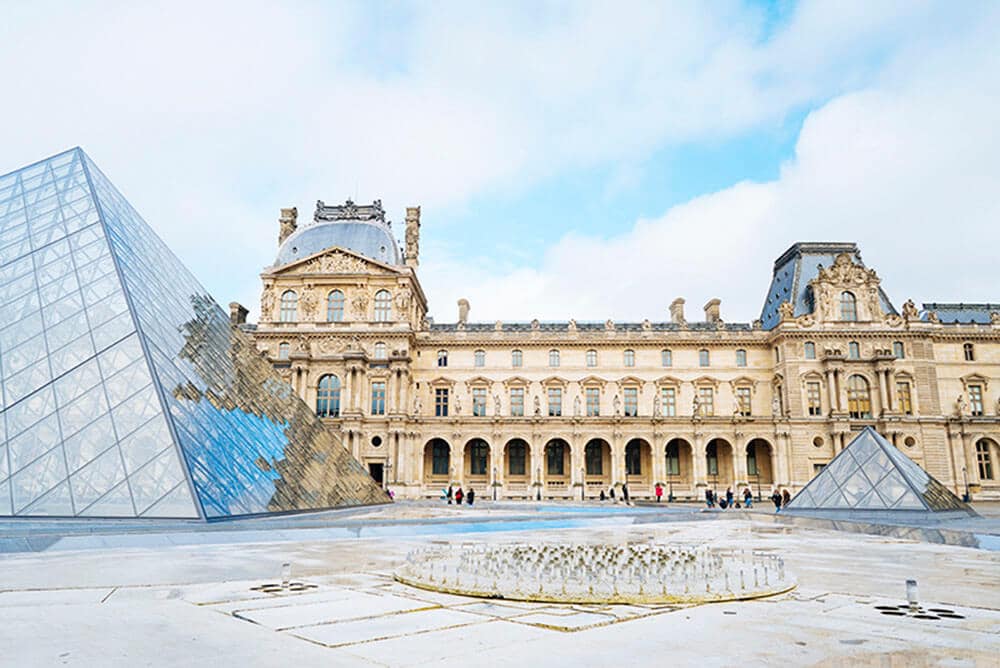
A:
[704,298,721,323]
[229,302,248,326]
[669,298,686,324]
[404,206,421,268]
[278,207,298,245]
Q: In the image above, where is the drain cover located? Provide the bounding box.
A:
[250,581,319,594]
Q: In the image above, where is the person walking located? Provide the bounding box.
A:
[455,487,464,505]
[600,489,606,501]
[705,488,713,508]
[725,487,734,509]
[447,485,453,505]
[743,487,753,508]
[771,488,782,512]
[782,489,791,508]
[610,486,616,502]
[622,482,630,505]
[467,488,475,506]
[655,483,663,503]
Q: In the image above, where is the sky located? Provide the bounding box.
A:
[1,1,998,325]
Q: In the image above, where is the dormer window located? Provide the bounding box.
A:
[840,291,858,321]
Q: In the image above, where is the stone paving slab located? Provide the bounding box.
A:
[234,592,436,630]
[290,608,485,647]
[511,610,617,630]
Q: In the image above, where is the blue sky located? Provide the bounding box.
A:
[2,1,998,324]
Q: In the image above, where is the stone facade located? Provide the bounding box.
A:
[243,203,1000,501]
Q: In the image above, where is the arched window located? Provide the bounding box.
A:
[586,349,598,367]
[665,441,681,476]
[468,439,489,475]
[549,349,560,367]
[623,349,635,367]
[736,349,747,367]
[706,441,719,476]
[327,290,345,322]
[840,291,858,321]
[431,440,450,475]
[699,349,710,367]
[847,375,872,419]
[585,441,604,475]
[511,350,523,367]
[546,441,566,475]
[661,349,672,367]
[977,439,995,480]
[474,350,485,367]
[507,440,527,475]
[625,441,643,475]
[804,341,816,359]
[279,290,298,322]
[893,341,904,359]
[848,341,860,359]
[437,350,448,367]
[316,374,341,417]
[374,289,392,322]
[277,342,290,360]
[374,342,387,359]
[964,343,975,361]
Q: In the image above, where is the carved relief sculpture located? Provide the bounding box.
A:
[299,289,318,319]
[351,292,369,318]
[613,394,622,416]
[494,394,502,416]
[573,395,582,417]
[260,287,275,320]
[533,395,541,416]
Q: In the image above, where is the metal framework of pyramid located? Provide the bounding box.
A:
[785,427,975,517]
[0,148,388,519]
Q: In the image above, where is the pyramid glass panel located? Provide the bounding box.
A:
[786,427,975,516]
[0,148,387,519]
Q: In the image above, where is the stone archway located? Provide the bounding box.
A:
[463,438,491,492]
[543,438,571,497]
[624,438,652,495]
[665,438,694,498]
[423,438,451,488]
[503,439,531,496]
[745,438,775,493]
[584,438,612,498]
[706,438,734,491]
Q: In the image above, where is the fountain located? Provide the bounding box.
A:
[395,542,794,605]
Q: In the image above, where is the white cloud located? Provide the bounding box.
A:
[424,6,1000,322]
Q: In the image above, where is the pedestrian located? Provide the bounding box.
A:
[705,488,713,508]
[743,487,753,508]
[447,485,453,505]
[467,488,475,506]
[600,489,606,501]
[455,487,464,505]
[622,482,630,505]
[782,489,791,507]
[610,486,616,502]
[655,483,663,503]
[771,488,782,512]
[725,487,734,509]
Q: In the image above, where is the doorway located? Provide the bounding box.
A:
[368,463,384,484]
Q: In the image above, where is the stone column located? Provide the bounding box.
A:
[883,370,894,412]
[610,433,624,487]
[775,431,791,487]
[733,436,748,487]
[692,433,707,489]
[825,369,837,414]
[877,372,889,416]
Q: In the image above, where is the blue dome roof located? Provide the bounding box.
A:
[275,220,400,267]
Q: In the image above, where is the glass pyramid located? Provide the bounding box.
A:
[0,148,388,519]
[786,427,973,515]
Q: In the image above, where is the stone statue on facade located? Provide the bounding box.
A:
[494,394,502,416]
[395,286,412,310]
[533,395,541,416]
[778,301,795,322]
[692,393,701,416]
[991,312,1000,325]
[653,393,661,417]
[955,395,967,417]
[902,299,919,321]
[457,298,470,325]
[413,395,422,416]
[613,394,621,416]
[604,319,615,331]
[772,394,782,417]
[260,287,275,320]
[299,289,318,319]
[573,395,581,417]
[454,396,462,416]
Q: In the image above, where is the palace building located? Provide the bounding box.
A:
[239,200,1000,501]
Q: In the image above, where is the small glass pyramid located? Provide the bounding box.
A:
[0,148,388,519]
[786,427,974,515]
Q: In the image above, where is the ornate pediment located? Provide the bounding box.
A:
[808,253,886,324]
[578,375,608,387]
[270,247,401,277]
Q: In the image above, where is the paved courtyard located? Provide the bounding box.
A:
[1,502,998,667]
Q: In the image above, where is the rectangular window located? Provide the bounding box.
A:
[699,350,710,367]
[549,350,560,367]
[804,342,816,359]
[807,382,822,416]
[736,387,752,416]
[474,350,485,367]
[977,442,994,480]
[736,349,747,367]
[432,445,449,475]
[698,387,714,416]
[548,387,562,416]
[370,381,386,415]
[893,342,905,359]
[510,387,524,417]
[586,350,597,367]
[508,445,526,475]
[434,388,449,417]
[437,350,448,367]
[472,387,487,416]
[547,445,564,475]
[586,444,602,475]
[623,387,638,416]
[512,350,522,367]
[896,382,913,415]
[662,387,676,417]
[624,350,635,367]
[848,342,860,359]
[666,448,680,476]
[469,442,488,475]
[662,349,672,367]
[707,450,718,476]
[586,387,600,416]
[970,385,984,416]
[746,449,758,476]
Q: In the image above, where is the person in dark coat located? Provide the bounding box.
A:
[600,489,606,501]
[743,487,753,508]
[705,488,714,508]
[771,489,782,512]
[782,489,791,507]
[455,487,464,505]
[610,486,616,501]
[725,487,734,509]
[622,483,630,505]
[447,485,453,505]
[467,488,475,505]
